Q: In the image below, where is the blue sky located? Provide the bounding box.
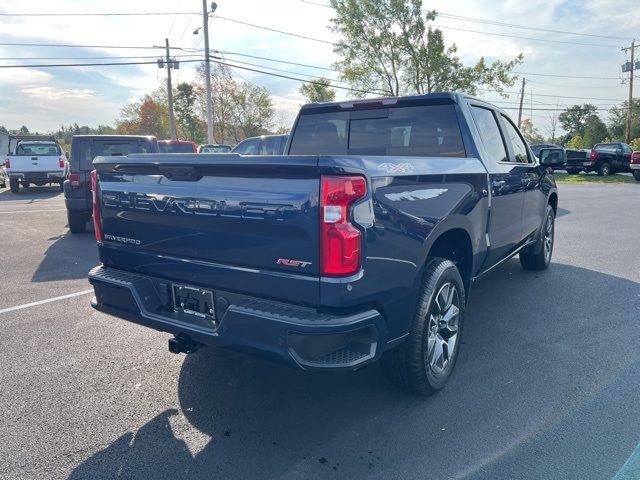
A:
[0,0,638,136]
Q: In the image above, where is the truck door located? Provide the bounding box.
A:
[498,114,545,239]
[469,105,524,268]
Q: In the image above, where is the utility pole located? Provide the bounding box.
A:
[622,40,636,143]
[517,77,526,128]
[163,38,177,139]
[202,1,217,144]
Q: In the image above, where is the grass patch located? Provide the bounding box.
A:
[554,172,638,184]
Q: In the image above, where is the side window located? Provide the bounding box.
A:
[501,115,531,163]
[623,144,633,154]
[470,106,508,163]
[235,139,258,155]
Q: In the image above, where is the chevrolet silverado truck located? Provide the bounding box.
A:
[88,93,561,395]
[584,142,633,176]
[4,135,67,193]
[64,135,159,233]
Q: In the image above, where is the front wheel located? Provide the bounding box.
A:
[597,163,611,176]
[59,181,64,191]
[382,258,465,395]
[634,170,640,182]
[520,204,555,271]
[567,169,580,175]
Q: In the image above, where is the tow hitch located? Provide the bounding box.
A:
[168,336,201,354]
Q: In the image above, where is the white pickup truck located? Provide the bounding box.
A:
[4,135,67,193]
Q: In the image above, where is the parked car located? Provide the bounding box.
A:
[198,144,233,153]
[64,135,159,233]
[4,135,66,192]
[158,140,197,153]
[88,92,559,395]
[232,134,288,155]
[631,150,640,181]
[584,142,633,176]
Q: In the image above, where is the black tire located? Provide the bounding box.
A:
[382,258,465,396]
[0,180,5,189]
[9,178,19,193]
[567,169,579,175]
[520,204,555,271]
[67,210,88,234]
[597,162,611,176]
[634,170,640,182]
[59,181,64,191]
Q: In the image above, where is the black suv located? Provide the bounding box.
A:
[64,135,159,233]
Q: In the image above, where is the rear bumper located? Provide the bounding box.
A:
[565,160,592,170]
[8,171,65,181]
[88,265,387,370]
[630,164,640,170]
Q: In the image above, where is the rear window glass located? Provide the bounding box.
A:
[159,143,195,153]
[74,139,154,171]
[288,104,465,157]
[15,143,60,156]
[200,146,231,153]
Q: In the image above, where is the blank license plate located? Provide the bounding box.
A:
[172,284,215,320]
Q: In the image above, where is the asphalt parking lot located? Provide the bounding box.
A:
[1,183,639,480]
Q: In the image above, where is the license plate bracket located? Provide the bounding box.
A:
[172,284,216,321]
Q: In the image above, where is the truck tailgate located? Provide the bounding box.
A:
[95,154,321,306]
[9,155,62,172]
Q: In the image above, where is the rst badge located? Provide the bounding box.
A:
[277,258,312,268]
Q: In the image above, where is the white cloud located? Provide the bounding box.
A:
[18,86,97,99]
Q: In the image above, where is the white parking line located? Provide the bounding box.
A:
[0,208,67,213]
[0,289,94,315]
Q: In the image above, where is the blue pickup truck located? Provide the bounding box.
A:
[88,93,561,395]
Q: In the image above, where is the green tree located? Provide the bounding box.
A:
[299,78,337,103]
[19,125,29,134]
[581,115,608,148]
[565,135,585,149]
[0,126,8,134]
[116,95,169,138]
[607,98,640,141]
[629,137,640,150]
[329,0,522,97]
[519,118,545,144]
[174,82,205,142]
[558,104,598,136]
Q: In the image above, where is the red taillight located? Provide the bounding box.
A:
[320,175,367,276]
[68,172,81,187]
[59,157,65,168]
[590,150,598,160]
[4,158,9,168]
[90,170,103,242]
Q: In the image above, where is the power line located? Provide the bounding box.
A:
[212,15,335,45]
[0,11,199,17]
[0,41,189,50]
[215,50,335,71]
[0,54,197,61]
[0,59,203,68]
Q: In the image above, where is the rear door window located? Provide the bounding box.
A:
[74,139,154,171]
[289,105,465,157]
[234,139,259,155]
[15,143,60,156]
[469,106,508,163]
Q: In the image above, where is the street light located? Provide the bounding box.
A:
[202,1,217,144]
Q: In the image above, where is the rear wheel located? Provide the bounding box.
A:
[597,163,611,176]
[567,169,579,175]
[382,258,465,395]
[520,204,555,271]
[67,210,88,234]
[59,181,64,191]
[9,178,19,193]
[634,170,640,182]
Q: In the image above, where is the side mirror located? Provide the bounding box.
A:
[539,148,566,168]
